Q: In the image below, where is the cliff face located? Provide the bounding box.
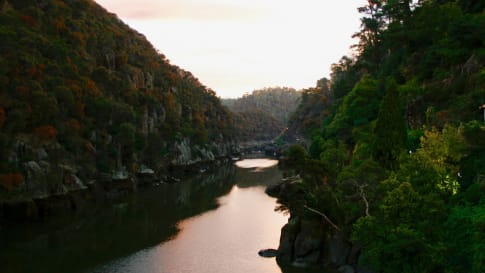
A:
[0,0,236,202]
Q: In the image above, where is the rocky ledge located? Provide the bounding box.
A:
[266,178,372,273]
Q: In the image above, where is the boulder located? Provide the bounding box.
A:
[277,217,300,263]
[338,265,355,273]
[326,233,352,266]
[265,183,281,197]
[35,148,48,160]
[258,249,278,258]
[293,220,324,264]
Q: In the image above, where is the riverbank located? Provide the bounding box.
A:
[267,177,368,273]
[0,158,288,273]
[0,156,235,225]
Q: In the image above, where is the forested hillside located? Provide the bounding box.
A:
[286,78,333,141]
[0,0,235,200]
[222,87,300,142]
[279,1,485,272]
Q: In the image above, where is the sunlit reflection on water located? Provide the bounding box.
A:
[235,158,279,169]
[89,158,287,273]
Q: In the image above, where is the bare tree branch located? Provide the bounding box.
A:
[303,205,341,231]
[360,187,370,217]
[343,179,371,217]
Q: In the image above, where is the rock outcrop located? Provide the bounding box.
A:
[270,177,365,273]
[170,138,239,166]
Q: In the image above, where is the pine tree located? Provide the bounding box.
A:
[373,79,407,168]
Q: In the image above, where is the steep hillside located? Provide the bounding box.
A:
[286,78,333,141]
[279,1,485,272]
[222,87,300,142]
[0,0,235,201]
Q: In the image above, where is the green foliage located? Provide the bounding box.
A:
[283,144,307,174]
[282,2,485,272]
[287,84,333,138]
[310,138,347,179]
[353,215,441,273]
[373,79,407,168]
[445,204,485,273]
[399,125,466,195]
[325,74,381,139]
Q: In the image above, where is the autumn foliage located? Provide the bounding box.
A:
[0,0,236,200]
[0,173,23,192]
[34,125,57,141]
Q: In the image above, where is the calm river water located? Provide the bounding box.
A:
[1,158,320,273]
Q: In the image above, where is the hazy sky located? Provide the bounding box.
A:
[95,0,365,98]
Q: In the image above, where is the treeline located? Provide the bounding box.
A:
[282,1,484,272]
[222,87,300,142]
[0,0,234,196]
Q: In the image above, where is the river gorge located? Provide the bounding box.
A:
[1,158,326,273]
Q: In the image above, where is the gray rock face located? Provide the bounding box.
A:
[172,139,193,165]
[145,71,153,89]
[36,148,48,160]
[277,217,300,263]
[23,161,44,177]
[326,233,351,265]
[294,220,324,263]
[275,212,356,270]
[104,48,116,70]
[171,138,238,166]
[338,265,355,273]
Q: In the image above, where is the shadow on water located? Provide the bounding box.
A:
[0,165,236,273]
[1,159,332,273]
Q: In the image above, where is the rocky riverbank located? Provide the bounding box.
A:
[266,177,371,273]
[0,136,240,224]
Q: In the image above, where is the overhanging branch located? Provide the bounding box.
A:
[303,205,340,231]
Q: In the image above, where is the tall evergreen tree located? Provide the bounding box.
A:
[373,79,407,168]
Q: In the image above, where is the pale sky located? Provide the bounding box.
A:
[95,0,365,98]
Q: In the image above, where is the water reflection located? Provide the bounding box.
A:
[1,159,324,273]
[91,184,286,273]
[235,158,279,169]
[0,165,235,273]
[89,158,287,273]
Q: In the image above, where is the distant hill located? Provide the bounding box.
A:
[222,87,300,142]
[0,0,235,199]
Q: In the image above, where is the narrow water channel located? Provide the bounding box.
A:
[1,158,298,273]
[89,158,286,273]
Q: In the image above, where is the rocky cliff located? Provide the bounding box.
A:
[0,0,237,209]
[267,178,367,273]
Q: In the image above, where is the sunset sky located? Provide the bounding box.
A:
[94,0,365,98]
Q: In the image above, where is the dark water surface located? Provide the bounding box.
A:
[1,159,322,273]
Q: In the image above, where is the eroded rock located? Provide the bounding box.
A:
[258,248,278,258]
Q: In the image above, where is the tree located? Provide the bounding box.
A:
[373,79,407,169]
[283,144,307,174]
[34,125,57,142]
[325,74,381,139]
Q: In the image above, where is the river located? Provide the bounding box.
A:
[0,158,315,273]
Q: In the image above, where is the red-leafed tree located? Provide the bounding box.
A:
[34,125,57,141]
[0,173,23,192]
